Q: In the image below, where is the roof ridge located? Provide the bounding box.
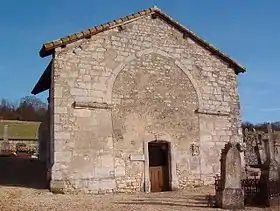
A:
[39,6,246,73]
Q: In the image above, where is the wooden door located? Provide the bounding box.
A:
[148,142,170,192]
[149,166,164,192]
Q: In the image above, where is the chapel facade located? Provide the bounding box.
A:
[32,7,246,193]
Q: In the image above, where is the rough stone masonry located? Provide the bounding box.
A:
[33,7,246,194]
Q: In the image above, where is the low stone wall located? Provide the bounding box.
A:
[0,138,38,151]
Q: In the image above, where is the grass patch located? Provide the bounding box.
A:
[0,120,41,139]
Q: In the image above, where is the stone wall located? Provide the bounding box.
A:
[50,14,242,193]
[0,139,38,149]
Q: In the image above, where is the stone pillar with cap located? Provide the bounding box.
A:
[217,142,244,209]
[3,125,8,142]
[259,123,280,207]
[267,123,279,180]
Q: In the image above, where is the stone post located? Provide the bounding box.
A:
[217,142,244,209]
[259,123,280,207]
[264,124,279,180]
[3,125,8,141]
[267,124,276,162]
[1,125,9,153]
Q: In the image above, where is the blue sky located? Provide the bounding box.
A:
[0,0,279,123]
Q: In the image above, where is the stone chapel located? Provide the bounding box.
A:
[32,7,246,193]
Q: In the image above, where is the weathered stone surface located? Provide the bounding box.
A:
[47,14,243,193]
[73,101,112,109]
[224,146,242,189]
[216,143,244,209]
[50,180,65,194]
[0,141,10,152]
[3,125,8,141]
[222,188,244,209]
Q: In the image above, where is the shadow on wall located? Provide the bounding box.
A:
[0,112,52,189]
[38,107,53,188]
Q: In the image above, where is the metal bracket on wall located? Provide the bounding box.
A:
[72,101,113,110]
[195,108,230,116]
[117,25,125,31]
[190,142,200,156]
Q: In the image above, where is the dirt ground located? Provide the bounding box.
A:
[0,185,279,211]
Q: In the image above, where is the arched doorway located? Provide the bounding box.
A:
[148,141,170,192]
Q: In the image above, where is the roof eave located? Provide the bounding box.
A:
[31,61,52,95]
[37,7,246,72]
[234,66,246,75]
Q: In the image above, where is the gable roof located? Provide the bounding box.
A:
[39,6,246,74]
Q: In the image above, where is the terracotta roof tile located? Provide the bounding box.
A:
[134,13,141,18]
[108,21,115,27]
[69,34,78,41]
[116,19,123,24]
[89,27,97,34]
[39,7,246,73]
[44,42,54,50]
[102,23,110,29]
[139,10,147,16]
[76,32,84,39]
[61,36,70,43]
[52,39,62,46]
[82,29,91,36]
[121,16,129,22]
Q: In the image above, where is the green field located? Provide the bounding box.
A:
[0,120,41,139]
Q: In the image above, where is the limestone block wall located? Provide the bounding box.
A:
[50,15,242,193]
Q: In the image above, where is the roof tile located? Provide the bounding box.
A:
[122,16,129,22]
[127,14,135,20]
[61,36,70,43]
[96,25,103,31]
[82,29,91,36]
[102,23,110,29]
[134,13,141,18]
[69,34,78,41]
[116,18,123,24]
[108,21,115,27]
[89,27,97,34]
[44,42,54,50]
[53,39,62,46]
[76,32,84,39]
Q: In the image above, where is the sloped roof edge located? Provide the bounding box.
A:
[39,7,246,73]
[31,61,52,95]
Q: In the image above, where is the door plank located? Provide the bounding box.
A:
[149,166,164,192]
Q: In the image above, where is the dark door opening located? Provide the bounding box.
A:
[148,141,170,192]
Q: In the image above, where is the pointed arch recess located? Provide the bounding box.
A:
[106,48,202,109]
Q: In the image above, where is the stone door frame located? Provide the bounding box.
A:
[143,134,179,192]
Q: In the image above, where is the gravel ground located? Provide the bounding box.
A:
[0,185,279,211]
